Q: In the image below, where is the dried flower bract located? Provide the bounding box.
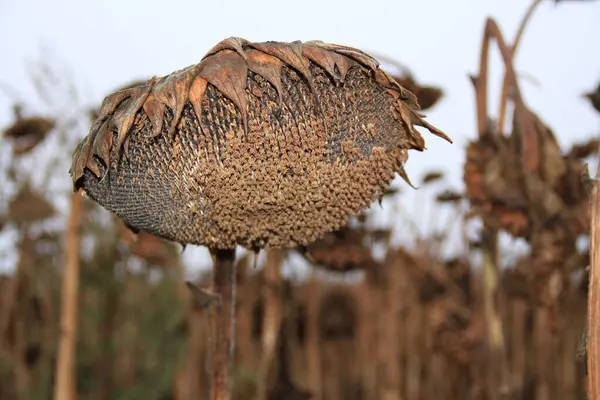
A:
[70,37,450,249]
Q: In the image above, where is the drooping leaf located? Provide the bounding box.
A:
[422,171,445,185]
[3,116,55,155]
[436,190,463,203]
[8,184,55,224]
[584,82,600,114]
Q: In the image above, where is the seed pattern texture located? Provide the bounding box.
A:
[70,38,451,249]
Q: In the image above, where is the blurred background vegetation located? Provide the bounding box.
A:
[1,1,600,399]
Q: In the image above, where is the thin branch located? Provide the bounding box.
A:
[53,191,84,400]
[473,17,534,399]
[475,19,491,138]
[257,249,284,400]
[498,0,543,133]
[475,18,539,171]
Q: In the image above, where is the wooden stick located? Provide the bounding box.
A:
[306,268,322,399]
[473,19,524,398]
[54,192,84,400]
[586,163,600,398]
[257,249,284,400]
[379,255,402,400]
[481,231,510,399]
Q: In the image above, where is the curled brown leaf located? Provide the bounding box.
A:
[421,170,445,185]
[436,190,463,203]
[568,138,600,159]
[8,184,55,223]
[3,117,55,155]
[391,75,444,110]
[583,85,600,114]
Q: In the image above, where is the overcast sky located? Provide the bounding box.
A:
[0,0,599,273]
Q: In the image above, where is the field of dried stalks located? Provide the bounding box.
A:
[1,2,599,400]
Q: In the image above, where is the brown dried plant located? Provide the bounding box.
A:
[7,183,55,224]
[584,82,600,114]
[68,38,450,399]
[2,111,55,156]
[581,53,600,400]
[391,75,444,111]
[70,39,450,249]
[1,4,595,399]
[367,52,445,111]
[465,2,594,397]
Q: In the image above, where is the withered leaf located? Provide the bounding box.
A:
[248,41,312,86]
[399,165,418,189]
[157,69,195,137]
[203,37,250,61]
[188,76,209,140]
[8,184,55,223]
[246,49,284,103]
[330,51,355,83]
[113,81,156,153]
[422,171,445,185]
[410,108,452,143]
[301,44,340,81]
[584,83,600,114]
[91,119,112,166]
[568,138,600,159]
[382,187,401,197]
[392,75,444,111]
[3,117,56,155]
[436,190,463,203]
[335,47,380,71]
[247,41,321,107]
[197,52,249,135]
[98,89,133,121]
[70,134,98,179]
[307,40,379,71]
[374,69,397,90]
[417,87,444,111]
[305,41,362,83]
[394,99,426,147]
[142,94,166,139]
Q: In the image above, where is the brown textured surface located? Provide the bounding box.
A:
[70,38,451,249]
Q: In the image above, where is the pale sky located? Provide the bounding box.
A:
[0,0,599,274]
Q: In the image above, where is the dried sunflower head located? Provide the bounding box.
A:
[70,38,450,249]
